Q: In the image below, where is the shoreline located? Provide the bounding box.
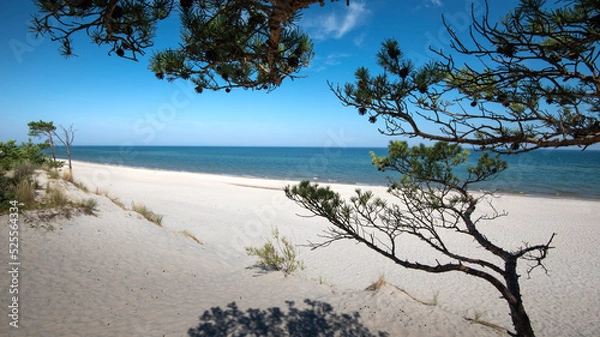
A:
[67,159,599,201]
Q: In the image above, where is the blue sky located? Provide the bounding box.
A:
[0,0,513,147]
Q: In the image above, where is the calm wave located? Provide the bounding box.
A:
[55,146,600,199]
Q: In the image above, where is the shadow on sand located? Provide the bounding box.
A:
[188,299,389,337]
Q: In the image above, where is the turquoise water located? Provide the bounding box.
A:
[55,146,600,199]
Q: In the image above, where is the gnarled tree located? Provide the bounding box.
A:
[288,1,598,337]
[286,142,555,337]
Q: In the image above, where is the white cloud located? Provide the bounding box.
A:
[413,0,443,11]
[303,2,371,40]
[325,52,351,66]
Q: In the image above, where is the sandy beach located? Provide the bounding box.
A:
[1,160,598,337]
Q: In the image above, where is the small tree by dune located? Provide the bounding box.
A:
[28,120,57,162]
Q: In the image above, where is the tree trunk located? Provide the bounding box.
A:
[66,147,72,171]
[48,134,56,162]
[504,258,536,337]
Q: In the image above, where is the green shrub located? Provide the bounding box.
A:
[46,160,65,169]
[246,227,304,275]
[0,174,17,212]
[0,140,49,170]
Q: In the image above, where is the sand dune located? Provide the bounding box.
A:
[1,160,598,336]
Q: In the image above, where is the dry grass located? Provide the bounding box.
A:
[12,179,36,205]
[71,180,89,193]
[61,169,73,182]
[109,196,126,210]
[47,168,60,180]
[46,184,69,207]
[13,161,36,183]
[365,275,387,293]
[366,275,438,306]
[94,187,109,197]
[132,202,163,226]
[179,230,203,245]
[463,311,508,333]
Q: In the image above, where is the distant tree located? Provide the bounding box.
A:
[31,0,349,92]
[287,1,599,337]
[54,124,76,171]
[27,120,57,161]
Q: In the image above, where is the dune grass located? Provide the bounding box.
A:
[46,184,69,207]
[13,161,37,183]
[61,169,73,182]
[365,275,387,293]
[109,196,126,210]
[71,179,89,192]
[94,187,109,197]
[12,179,36,205]
[47,168,60,180]
[365,274,438,306]
[132,202,163,226]
[179,230,203,245]
[79,198,99,215]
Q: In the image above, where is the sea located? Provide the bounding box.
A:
[55,146,600,200]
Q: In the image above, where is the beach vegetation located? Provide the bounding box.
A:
[45,184,69,208]
[0,139,49,171]
[365,275,386,293]
[12,178,37,206]
[12,160,37,183]
[246,227,304,276]
[109,196,126,210]
[286,144,552,337]
[61,169,73,182]
[71,179,89,193]
[79,198,99,216]
[0,139,49,212]
[47,168,60,180]
[132,202,163,227]
[94,187,109,197]
[179,230,203,245]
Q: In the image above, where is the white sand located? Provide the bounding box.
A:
[1,160,598,336]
